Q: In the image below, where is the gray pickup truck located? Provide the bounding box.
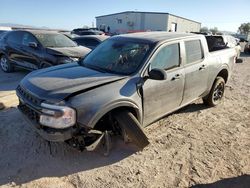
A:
[16,32,237,152]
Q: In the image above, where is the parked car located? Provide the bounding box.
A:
[73,35,109,49]
[71,28,105,36]
[16,32,237,153]
[0,30,91,72]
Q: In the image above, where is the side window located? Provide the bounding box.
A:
[22,33,37,46]
[185,40,203,64]
[151,43,180,70]
[6,32,23,45]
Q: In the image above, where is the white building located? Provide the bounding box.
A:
[96,11,201,34]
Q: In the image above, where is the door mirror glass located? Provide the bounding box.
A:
[28,42,38,48]
[148,68,167,80]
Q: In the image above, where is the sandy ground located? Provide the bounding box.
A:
[0,54,249,188]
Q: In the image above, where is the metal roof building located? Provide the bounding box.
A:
[96,11,201,34]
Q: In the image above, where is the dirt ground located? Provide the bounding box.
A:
[0,54,249,188]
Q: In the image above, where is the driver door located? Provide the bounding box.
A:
[142,42,185,126]
[19,32,41,70]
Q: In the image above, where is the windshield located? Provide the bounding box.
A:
[81,39,151,75]
[34,33,77,48]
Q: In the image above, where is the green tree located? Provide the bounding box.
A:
[209,27,218,35]
[200,27,209,32]
[238,23,250,34]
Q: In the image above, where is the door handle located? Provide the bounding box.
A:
[171,74,182,81]
[199,64,206,70]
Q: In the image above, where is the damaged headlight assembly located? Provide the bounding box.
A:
[39,103,76,129]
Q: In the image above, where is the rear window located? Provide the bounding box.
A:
[185,40,203,64]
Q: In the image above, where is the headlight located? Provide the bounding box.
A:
[39,103,76,129]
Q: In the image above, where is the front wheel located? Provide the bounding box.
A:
[113,110,149,149]
[0,55,14,73]
[203,76,225,107]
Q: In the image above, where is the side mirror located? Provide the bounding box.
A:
[148,68,167,80]
[28,42,38,48]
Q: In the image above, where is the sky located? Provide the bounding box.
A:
[0,0,249,32]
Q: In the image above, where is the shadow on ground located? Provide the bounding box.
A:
[176,102,208,114]
[191,174,250,188]
[0,108,138,186]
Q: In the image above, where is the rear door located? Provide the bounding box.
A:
[142,42,185,126]
[181,39,209,105]
[6,31,24,65]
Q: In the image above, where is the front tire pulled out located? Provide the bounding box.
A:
[114,110,149,149]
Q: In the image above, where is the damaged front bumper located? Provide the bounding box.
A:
[18,103,111,154]
[18,103,76,142]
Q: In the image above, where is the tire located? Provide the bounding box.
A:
[0,55,14,73]
[203,76,225,107]
[113,110,149,149]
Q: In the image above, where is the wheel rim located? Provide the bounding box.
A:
[213,82,224,102]
[0,57,8,71]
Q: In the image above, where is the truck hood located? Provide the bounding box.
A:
[46,46,91,58]
[20,63,127,103]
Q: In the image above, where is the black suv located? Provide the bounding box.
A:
[0,30,91,72]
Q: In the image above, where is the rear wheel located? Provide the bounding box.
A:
[113,110,149,149]
[203,76,225,107]
[0,55,14,73]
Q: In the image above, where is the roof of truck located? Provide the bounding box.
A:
[114,32,197,43]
